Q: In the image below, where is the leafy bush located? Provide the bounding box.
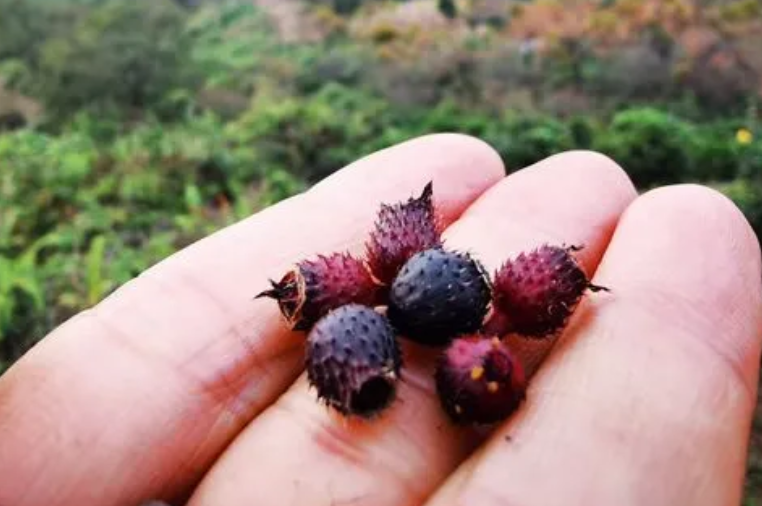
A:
[485,114,574,171]
[229,83,392,182]
[438,0,458,19]
[717,178,762,239]
[8,0,201,124]
[188,2,281,93]
[691,122,743,182]
[594,107,693,188]
[294,44,377,94]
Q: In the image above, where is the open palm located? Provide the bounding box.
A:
[0,134,760,506]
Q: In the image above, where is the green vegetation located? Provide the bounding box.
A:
[438,0,457,19]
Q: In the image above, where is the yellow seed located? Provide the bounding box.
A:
[491,337,501,348]
[487,382,499,393]
[470,366,485,381]
[455,404,463,414]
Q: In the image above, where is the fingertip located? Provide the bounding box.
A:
[596,182,762,394]
[305,133,506,226]
[435,132,508,180]
[312,133,506,188]
[516,149,636,198]
[633,183,762,280]
[449,149,637,271]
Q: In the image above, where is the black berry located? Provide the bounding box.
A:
[387,247,491,346]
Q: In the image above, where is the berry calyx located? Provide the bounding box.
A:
[257,252,382,331]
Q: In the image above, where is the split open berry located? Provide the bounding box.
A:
[435,335,526,425]
[485,244,608,339]
[387,247,491,346]
[366,182,442,286]
[305,304,402,418]
[257,252,382,331]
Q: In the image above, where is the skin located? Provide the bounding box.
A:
[0,134,759,506]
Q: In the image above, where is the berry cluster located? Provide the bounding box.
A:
[257,182,607,425]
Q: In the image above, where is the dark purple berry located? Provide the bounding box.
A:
[435,335,526,425]
[305,304,402,418]
[387,247,491,346]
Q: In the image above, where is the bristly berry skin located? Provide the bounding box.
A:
[435,335,526,425]
[366,182,442,286]
[305,304,402,418]
[387,247,491,346]
[256,253,382,331]
[486,244,609,339]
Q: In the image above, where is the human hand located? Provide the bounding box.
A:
[0,134,759,506]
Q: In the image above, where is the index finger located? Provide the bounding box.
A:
[0,134,505,506]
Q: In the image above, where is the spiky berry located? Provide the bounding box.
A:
[435,335,526,425]
[486,244,608,339]
[366,182,442,286]
[257,253,382,331]
[387,247,491,346]
[305,304,402,418]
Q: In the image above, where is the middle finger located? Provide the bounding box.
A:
[188,151,637,506]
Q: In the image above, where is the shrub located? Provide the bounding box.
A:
[717,178,762,240]
[691,122,743,182]
[485,114,574,171]
[568,115,597,148]
[594,107,693,188]
[294,44,377,94]
[188,2,281,93]
[36,0,200,123]
[229,83,392,182]
[438,0,457,19]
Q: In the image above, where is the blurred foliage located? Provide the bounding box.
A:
[593,107,693,187]
[438,0,457,19]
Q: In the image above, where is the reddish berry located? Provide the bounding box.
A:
[366,182,442,286]
[305,304,402,418]
[486,244,608,339]
[435,335,526,424]
[257,253,382,331]
[387,247,491,346]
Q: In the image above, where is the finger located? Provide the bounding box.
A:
[0,134,505,506]
[427,185,762,506]
[187,151,637,506]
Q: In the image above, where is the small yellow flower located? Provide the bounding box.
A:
[737,128,753,145]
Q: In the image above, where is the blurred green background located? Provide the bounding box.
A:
[0,0,761,500]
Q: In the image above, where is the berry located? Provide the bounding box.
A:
[257,253,382,331]
[387,247,491,346]
[305,304,402,418]
[366,182,442,286]
[435,335,526,425]
[486,244,608,339]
